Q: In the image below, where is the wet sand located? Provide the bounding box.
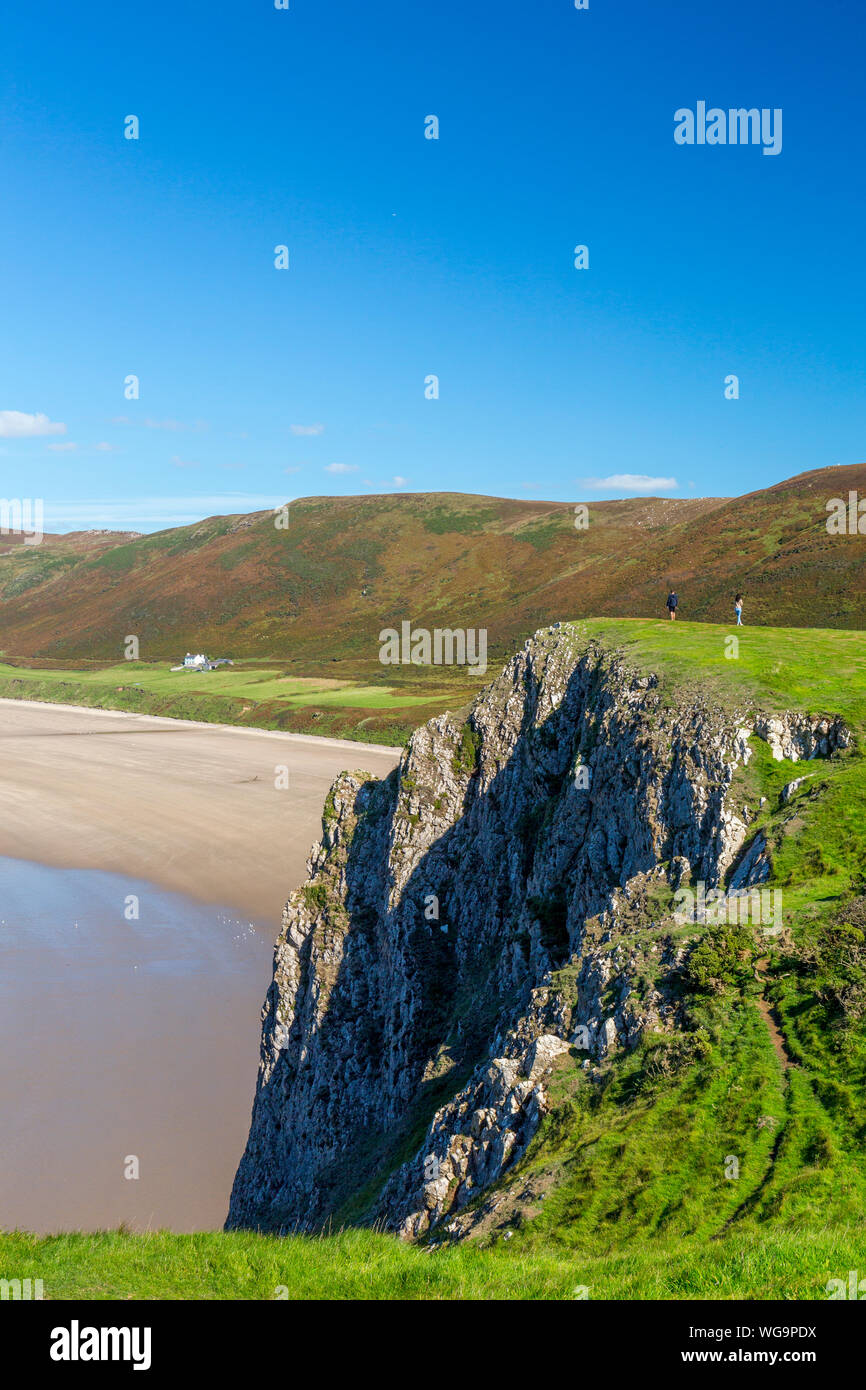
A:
[0,857,274,1232]
[0,701,401,1232]
[0,699,401,923]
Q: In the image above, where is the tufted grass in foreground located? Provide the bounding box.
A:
[0,1225,863,1301]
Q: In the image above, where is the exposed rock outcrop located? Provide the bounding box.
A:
[227,626,849,1240]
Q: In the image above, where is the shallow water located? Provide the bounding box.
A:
[0,856,275,1233]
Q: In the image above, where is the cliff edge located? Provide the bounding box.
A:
[227,623,850,1239]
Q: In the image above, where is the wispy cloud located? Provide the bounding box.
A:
[392,475,408,487]
[581,474,678,493]
[48,441,78,452]
[171,455,201,469]
[324,462,358,474]
[144,418,208,432]
[95,442,117,452]
[41,495,293,533]
[111,416,208,432]
[0,410,67,438]
[291,423,324,436]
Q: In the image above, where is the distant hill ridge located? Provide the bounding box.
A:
[1,463,865,663]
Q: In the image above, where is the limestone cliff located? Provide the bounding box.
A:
[226,625,849,1239]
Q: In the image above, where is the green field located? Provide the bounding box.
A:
[0,658,470,745]
[0,660,430,708]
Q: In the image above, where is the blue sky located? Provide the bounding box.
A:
[1,0,864,532]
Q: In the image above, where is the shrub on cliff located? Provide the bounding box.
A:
[451,722,481,776]
[798,896,866,1025]
[685,923,755,994]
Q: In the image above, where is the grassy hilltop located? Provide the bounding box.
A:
[3,619,866,1299]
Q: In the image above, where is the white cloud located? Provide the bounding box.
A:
[41,494,293,532]
[284,465,304,474]
[95,442,117,452]
[171,455,200,469]
[48,442,78,452]
[113,417,208,432]
[291,423,325,436]
[581,474,678,493]
[324,462,358,474]
[393,475,408,487]
[0,410,67,438]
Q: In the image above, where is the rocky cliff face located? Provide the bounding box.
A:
[227,625,849,1239]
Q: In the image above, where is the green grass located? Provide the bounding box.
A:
[568,619,866,906]
[0,661,428,708]
[1,1225,862,1300]
[0,659,465,745]
[575,617,866,727]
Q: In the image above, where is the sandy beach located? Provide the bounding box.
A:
[0,705,397,1233]
[0,699,401,924]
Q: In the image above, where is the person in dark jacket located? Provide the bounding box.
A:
[666,590,679,621]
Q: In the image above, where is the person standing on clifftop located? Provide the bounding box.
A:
[666,590,679,621]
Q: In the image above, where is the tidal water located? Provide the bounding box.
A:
[0,856,275,1233]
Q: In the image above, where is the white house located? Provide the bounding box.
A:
[170,652,233,672]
